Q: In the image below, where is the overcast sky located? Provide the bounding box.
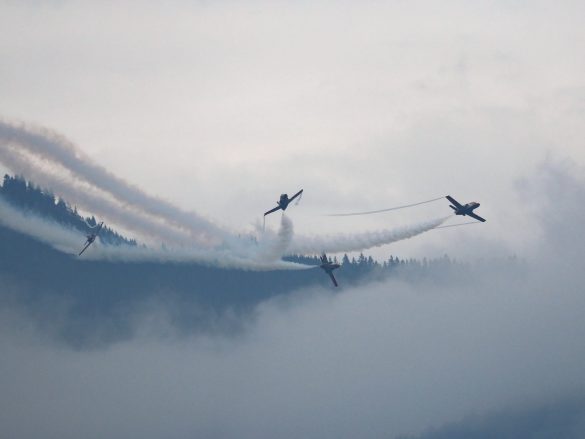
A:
[1,0,584,259]
[2,2,585,438]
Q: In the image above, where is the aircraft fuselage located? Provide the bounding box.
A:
[451,202,480,216]
[265,190,303,217]
[446,195,486,222]
[278,194,291,210]
[319,254,341,287]
[320,262,340,273]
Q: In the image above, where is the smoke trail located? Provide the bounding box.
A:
[255,214,294,262]
[0,145,194,246]
[287,216,449,254]
[83,243,309,271]
[0,120,452,262]
[0,196,309,271]
[325,197,445,216]
[434,221,481,230]
[0,196,82,253]
[0,128,302,268]
[0,120,225,245]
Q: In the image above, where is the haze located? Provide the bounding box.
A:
[1,1,585,438]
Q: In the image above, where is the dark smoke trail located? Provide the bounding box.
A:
[0,120,225,246]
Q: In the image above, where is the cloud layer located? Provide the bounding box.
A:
[1,159,584,439]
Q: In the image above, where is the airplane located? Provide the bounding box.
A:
[264,189,303,217]
[319,253,340,287]
[446,195,486,222]
[78,221,104,256]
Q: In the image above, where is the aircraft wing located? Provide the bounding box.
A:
[467,212,486,222]
[78,241,93,256]
[446,195,463,208]
[289,189,303,202]
[264,205,281,216]
[328,272,339,287]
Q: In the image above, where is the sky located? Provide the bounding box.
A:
[1,0,584,260]
[2,2,585,438]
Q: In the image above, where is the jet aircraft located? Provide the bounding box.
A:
[319,253,340,287]
[264,189,303,217]
[446,195,486,222]
[78,221,104,256]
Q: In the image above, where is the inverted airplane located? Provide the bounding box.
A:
[319,253,340,287]
[264,189,303,217]
[446,195,486,222]
[78,221,104,256]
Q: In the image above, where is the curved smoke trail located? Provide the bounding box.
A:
[287,216,449,254]
[84,244,309,271]
[0,197,85,253]
[0,196,308,270]
[0,120,225,245]
[0,145,193,246]
[0,119,450,263]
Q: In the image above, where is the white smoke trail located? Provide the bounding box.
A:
[0,120,225,245]
[0,120,449,262]
[0,130,304,268]
[254,214,294,262]
[83,243,308,271]
[0,196,83,254]
[0,196,308,271]
[0,145,194,246]
[287,216,449,254]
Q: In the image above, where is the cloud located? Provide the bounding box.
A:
[1,254,585,439]
[400,394,585,439]
[516,157,585,263]
[1,0,584,434]
[1,159,585,439]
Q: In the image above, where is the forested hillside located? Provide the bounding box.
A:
[1,174,136,246]
[0,174,476,346]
